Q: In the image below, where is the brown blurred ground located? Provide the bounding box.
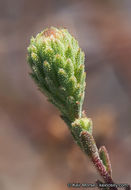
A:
[0,0,131,189]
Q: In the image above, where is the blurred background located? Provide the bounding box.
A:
[0,0,131,189]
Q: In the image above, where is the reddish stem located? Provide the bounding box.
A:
[92,155,118,190]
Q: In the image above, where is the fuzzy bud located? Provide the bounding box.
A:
[27,27,86,121]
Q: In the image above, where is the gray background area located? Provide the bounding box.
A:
[0,0,131,189]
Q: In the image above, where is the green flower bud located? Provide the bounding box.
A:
[27,27,86,122]
[72,118,93,135]
[71,118,93,147]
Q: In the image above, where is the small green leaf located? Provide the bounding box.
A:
[65,59,74,77]
[57,68,68,87]
[75,64,84,83]
[67,76,77,94]
[53,54,65,71]
[99,146,112,176]
[75,48,85,68]
[72,118,93,135]
[65,45,73,60]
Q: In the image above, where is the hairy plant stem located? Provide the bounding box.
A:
[91,155,116,188]
[90,145,117,190]
[70,122,118,190]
